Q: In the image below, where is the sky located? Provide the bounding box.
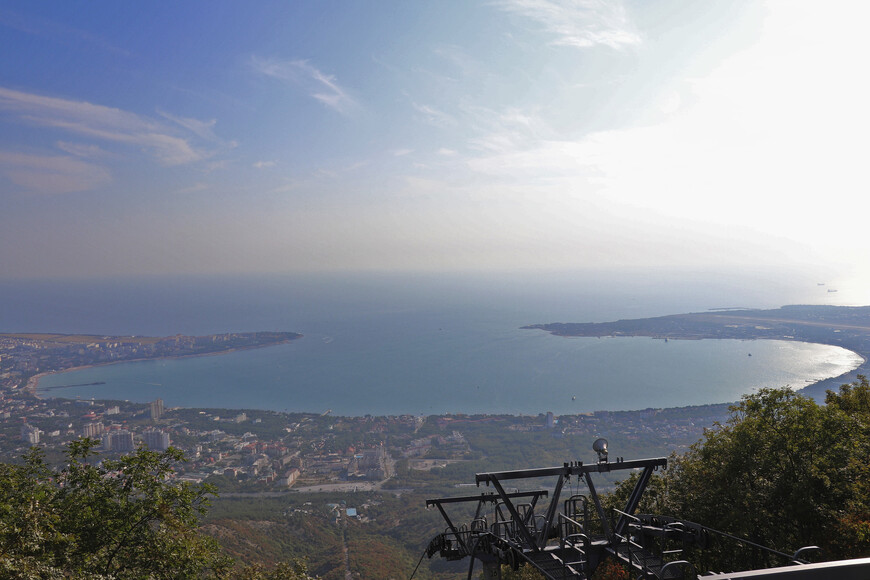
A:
[1,1,869,283]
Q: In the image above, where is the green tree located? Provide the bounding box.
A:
[610,379,870,571]
[823,376,870,555]
[0,439,232,578]
[234,560,317,580]
[0,439,318,579]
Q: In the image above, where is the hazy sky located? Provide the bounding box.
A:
[1,1,868,281]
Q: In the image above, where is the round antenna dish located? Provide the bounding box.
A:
[593,438,608,454]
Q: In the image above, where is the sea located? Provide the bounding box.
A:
[2,269,865,416]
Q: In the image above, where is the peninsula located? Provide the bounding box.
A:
[524,304,870,395]
[0,331,302,393]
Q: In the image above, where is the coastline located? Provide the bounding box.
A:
[29,335,865,414]
[647,336,867,397]
[20,305,870,415]
[26,338,301,398]
[528,305,870,399]
[798,351,868,401]
[25,371,52,394]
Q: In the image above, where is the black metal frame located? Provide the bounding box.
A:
[473,458,666,553]
[425,456,667,579]
[421,450,867,580]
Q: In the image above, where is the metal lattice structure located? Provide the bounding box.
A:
[420,440,870,579]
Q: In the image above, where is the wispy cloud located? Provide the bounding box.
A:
[391,148,414,157]
[253,160,276,169]
[0,87,225,166]
[461,106,611,184]
[251,56,360,115]
[55,141,111,158]
[494,0,641,49]
[158,110,220,141]
[465,106,552,158]
[413,103,458,128]
[0,151,111,194]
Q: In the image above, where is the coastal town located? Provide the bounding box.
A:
[0,331,301,391]
[0,380,724,493]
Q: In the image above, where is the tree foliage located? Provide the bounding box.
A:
[612,377,870,571]
[0,440,315,579]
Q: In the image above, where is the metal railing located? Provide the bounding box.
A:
[630,513,823,573]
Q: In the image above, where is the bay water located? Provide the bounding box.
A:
[2,270,864,416]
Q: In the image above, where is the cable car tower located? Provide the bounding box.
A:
[420,439,870,579]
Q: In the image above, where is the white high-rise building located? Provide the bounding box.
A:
[143,429,171,451]
[21,423,40,445]
[150,398,164,420]
[105,430,135,452]
[82,422,105,439]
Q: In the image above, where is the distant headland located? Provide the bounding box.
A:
[524,304,870,397]
[0,331,302,394]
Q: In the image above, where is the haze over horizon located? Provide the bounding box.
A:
[2,1,869,294]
